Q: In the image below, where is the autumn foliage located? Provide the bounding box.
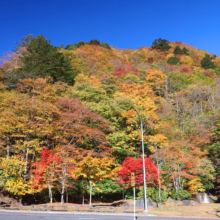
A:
[118,157,160,187]
[0,35,219,204]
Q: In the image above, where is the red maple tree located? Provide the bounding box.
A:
[117,157,160,187]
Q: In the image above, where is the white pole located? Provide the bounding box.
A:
[134,109,148,213]
[134,186,135,220]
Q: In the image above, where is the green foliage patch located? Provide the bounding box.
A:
[151,38,171,51]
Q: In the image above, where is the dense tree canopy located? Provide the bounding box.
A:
[0,36,220,204]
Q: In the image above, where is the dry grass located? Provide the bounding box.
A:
[148,201,220,218]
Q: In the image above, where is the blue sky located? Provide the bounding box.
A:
[1,0,220,58]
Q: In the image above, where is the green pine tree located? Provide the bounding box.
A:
[201,54,214,69]
[173,46,182,55]
[13,34,34,52]
[167,56,180,65]
[181,47,189,55]
[100,42,111,49]
[19,35,75,85]
[88,39,100,45]
[151,38,171,51]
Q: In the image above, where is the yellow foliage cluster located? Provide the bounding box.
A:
[0,156,25,177]
[180,55,195,66]
[75,73,101,88]
[148,134,168,153]
[74,155,119,182]
[5,178,35,196]
[115,83,158,121]
[75,73,89,84]
[165,53,174,60]
[185,178,205,194]
[145,69,167,93]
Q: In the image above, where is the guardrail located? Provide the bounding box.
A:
[0,204,143,213]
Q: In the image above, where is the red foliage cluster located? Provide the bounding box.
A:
[31,149,61,189]
[117,157,160,187]
[165,64,177,72]
[202,70,215,79]
[179,64,193,73]
[170,41,183,45]
[147,57,154,63]
[56,98,112,156]
[114,64,139,76]
[91,45,100,49]
[176,55,181,60]
[159,54,166,60]
[0,67,5,79]
[139,47,147,51]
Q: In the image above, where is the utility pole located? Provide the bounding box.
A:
[134,109,148,213]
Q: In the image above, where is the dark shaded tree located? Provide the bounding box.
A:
[13,34,34,52]
[182,47,189,55]
[173,46,182,55]
[88,39,100,45]
[151,38,171,51]
[167,56,180,65]
[201,54,214,69]
[19,35,75,85]
[100,42,111,49]
[173,46,189,55]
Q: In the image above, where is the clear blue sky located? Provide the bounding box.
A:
[1,0,220,57]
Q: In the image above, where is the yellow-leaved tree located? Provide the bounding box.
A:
[74,155,119,206]
[114,83,159,152]
[0,78,61,202]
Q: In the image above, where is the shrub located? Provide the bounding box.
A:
[137,186,156,200]
[100,42,111,49]
[171,188,192,200]
[66,40,111,50]
[65,41,85,50]
[167,56,180,65]
[152,190,168,204]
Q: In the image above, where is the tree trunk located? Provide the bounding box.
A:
[48,184,53,203]
[157,165,162,209]
[155,141,162,209]
[6,137,10,159]
[19,195,22,204]
[66,188,68,203]
[24,147,29,181]
[61,182,65,205]
[89,180,93,206]
[82,195,84,205]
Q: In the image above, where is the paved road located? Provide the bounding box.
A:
[0,212,217,220]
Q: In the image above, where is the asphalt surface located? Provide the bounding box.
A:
[0,212,218,220]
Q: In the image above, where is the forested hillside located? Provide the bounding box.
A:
[0,36,219,204]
